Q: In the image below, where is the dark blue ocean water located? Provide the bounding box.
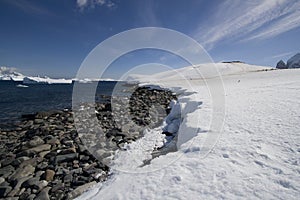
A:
[0,81,120,127]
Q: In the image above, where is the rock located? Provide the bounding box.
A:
[27,194,36,200]
[35,187,50,200]
[34,119,44,124]
[0,156,15,167]
[63,173,73,184]
[36,162,48,171]
[0,177,4,185]
[27,136,44,147]
[39,150,50,158]
[17,144,51,157]
[58,147,76,155]
[55,153,78,164]
[34,180,48,191]
[11,156,30,167]
[50,180,64,193]
[0,186,12,198]
[276,60,287,69]
[7,175,32,197]
[66,181,96,200]
[22,176,40,188]
[5,197,19,200]
[0,165,15,179]
[43,169,55,181]
[9,164,35,182]
[19,157,41,168]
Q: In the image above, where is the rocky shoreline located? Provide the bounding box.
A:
[0,86,177,200]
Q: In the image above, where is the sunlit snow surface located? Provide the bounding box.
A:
[78,63,300,199]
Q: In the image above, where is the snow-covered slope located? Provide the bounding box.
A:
[0,66,25,81]
[129,62,270,82]
[78,63,299,199]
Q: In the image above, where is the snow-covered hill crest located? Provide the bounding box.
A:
[77,62,300,200]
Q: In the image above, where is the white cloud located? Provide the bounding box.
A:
[77,0,88,7]
[76,0,115,9]
[194,0,300,49]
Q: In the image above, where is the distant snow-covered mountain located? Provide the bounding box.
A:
[287,53,300,68]
[23,76,72,84]
[0,66,25,81]
[276,53,300,69]
[0,66,72,84]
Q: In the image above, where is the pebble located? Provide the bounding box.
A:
[44,169,55,181]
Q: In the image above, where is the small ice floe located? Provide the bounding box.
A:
[16,84,29,88]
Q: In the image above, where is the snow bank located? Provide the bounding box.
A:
[77,63,300,199]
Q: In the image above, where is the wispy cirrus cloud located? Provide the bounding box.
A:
[3,0,54,16]
[270,51,295,59]
[194,0,300,50]
[76,0,115,10]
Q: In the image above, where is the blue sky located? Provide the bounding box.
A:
[0,0,299,78]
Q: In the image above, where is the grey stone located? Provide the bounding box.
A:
[66,181,96,200]
[9,164,35,182]
[12,156,30,166]
[34,119,44,124]
[7,175,32,197]
[28,194,36,200]
[27,136,44,147]
[0,186,12,198]
[63,174,73,183]
[0,165,15,178]
[43,169,55,181]
[0,177,4,185]
[22,176,40,188]
[35,186,50,200]
[17,144,51,157]
[33,180,48,191]
[55,153,78,164]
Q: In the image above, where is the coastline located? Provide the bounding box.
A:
[0,86,177,199]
